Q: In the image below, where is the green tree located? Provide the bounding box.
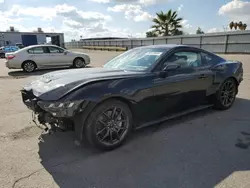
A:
[151,9,183,36]
[196,27,204,34]
[243,24,247,30]
[146,31,158,37]
[238,21,243,30]
[173,29,183,35]
[229,21,234,30]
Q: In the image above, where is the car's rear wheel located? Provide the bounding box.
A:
[84,99,133,151]
[22,61,36,73]
[213,78,237,110]
[0,53,5,58]
[73,58,85,68]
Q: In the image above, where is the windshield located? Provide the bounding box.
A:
[103,47,169,71]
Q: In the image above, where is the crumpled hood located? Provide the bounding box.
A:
[23,67,143,100]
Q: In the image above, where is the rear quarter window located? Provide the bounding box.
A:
[201,52,225,66]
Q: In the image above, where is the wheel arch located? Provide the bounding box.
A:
[97,96,134,113]
[74,96,134,142]
[21,60,37,69]
[229,76,239,85]
[227,76,239,94]
[73,56,85,63]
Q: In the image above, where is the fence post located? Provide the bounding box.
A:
[180,37,183,44]
[152,38,155,45]
[200,36,202,48]
[224,35,229,54]
[166,38,168,44]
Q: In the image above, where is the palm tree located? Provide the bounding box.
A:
[229,21,234,30]
[146,31,158,37]
[151,9,183,36]
[173,29,183,35]
[238,21,243,30]
[243,24,247,30]
[233,22,238,30]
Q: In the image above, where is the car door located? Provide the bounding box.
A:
[152,49,214,118]
[47,46,70,66]
[28,47,51,67]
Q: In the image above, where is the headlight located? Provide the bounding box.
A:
[37,100,83,117]
[38,101,77,108]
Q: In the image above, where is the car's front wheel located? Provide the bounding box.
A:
[84,99,133,151]
[73,58,86,68]
[213,78,237,110]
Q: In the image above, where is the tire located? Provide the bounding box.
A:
[73,58,85,68]
[22,61,36,73]
[84,99,133,151]
[212,78,237,110]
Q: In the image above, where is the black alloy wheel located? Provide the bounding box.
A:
[214,78,237,110]
[84,100,132,150]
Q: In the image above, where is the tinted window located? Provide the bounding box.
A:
[164,51,202,68]
[201,52,224,65]
[27,47,44,54]
[48,46,64,53]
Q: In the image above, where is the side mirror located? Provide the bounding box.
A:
[163,63,180,71]
[63,50,68,55]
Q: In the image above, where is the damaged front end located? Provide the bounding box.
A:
[21,89,85,134]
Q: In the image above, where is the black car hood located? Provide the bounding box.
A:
[23,67,144,100]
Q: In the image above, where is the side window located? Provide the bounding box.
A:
[48,46,64,53]
[163,51,202,69]
[27,47,44,54]
[201,52,223,66]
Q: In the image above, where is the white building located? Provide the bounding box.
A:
[0,27,65,47]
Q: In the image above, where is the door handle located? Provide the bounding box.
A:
[198,74,207,79]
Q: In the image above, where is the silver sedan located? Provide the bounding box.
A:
[5,44,90,72]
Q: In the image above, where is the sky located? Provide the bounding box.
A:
[0,0,249,41]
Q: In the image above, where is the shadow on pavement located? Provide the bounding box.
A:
[38,97,250,188]
[7,66,93,77]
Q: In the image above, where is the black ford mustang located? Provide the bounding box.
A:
[21,44,243,150]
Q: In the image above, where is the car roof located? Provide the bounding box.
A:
[136,44,201,50]
[137,44,187,49]
[27,44,60,48]
[136,44,220,55]
[134,44,226,59]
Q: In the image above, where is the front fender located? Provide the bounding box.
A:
[62,79,137,103]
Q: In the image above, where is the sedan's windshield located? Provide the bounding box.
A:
[103,47,169,71]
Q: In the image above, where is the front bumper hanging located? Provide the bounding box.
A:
[21,89,75,133]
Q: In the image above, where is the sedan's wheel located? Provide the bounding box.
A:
[0,53,5,58]
[213,78,237,110]
[84,99,132,151]
[73,58,85,68]
[22,61,36,72]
